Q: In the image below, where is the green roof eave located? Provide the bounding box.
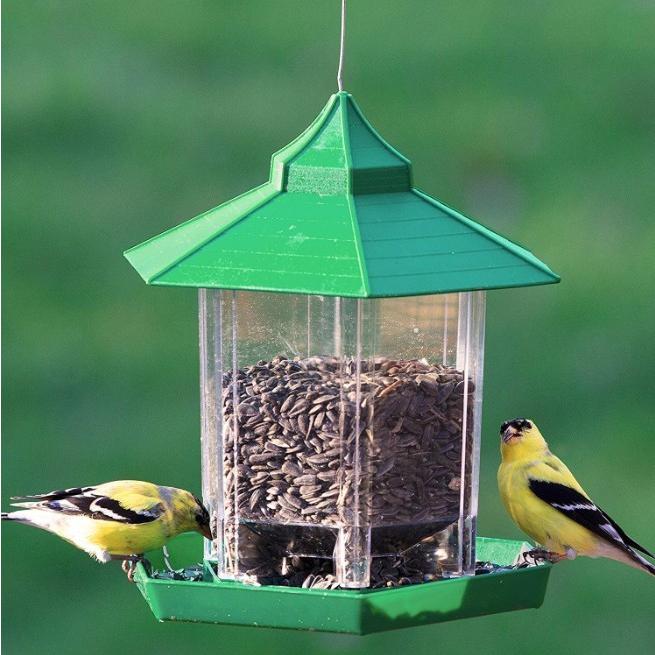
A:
[124,183,277,284]
[125,93,560,297]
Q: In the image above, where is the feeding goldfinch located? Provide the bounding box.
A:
[497,418,654,575]
[2,480,211,580]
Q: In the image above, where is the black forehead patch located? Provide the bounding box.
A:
[500,418,532,434]
[193,495,209,519]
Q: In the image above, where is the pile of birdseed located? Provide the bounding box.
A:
[218,356,475,584]
[222,356,473,528]
[197,559,529,590]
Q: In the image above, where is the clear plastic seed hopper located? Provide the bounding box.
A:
[125,92,559,633]
[201,290,485,588]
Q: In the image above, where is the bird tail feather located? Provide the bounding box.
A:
[629,550,655,576]
[2,511,33,525]
[598,540,655,576]
[615,543,655,576]
[3,511,20,521]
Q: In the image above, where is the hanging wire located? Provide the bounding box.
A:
[337,0,346,91]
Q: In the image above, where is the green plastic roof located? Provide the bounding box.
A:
[125,92,559,297]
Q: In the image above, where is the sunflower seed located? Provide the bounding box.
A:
[219,355,475,586]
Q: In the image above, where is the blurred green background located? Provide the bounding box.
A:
[3,1,654,653]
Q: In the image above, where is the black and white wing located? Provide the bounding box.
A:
[11,486,163,525]
[11,486,95,502]
[528,479,654,558]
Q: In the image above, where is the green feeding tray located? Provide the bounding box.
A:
[135,534,550,634]
[125,92,558,296]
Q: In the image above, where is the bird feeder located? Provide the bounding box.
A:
[125,92,558,633]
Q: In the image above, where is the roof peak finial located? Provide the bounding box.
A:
[337,0,346,92]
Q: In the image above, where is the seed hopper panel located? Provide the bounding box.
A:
[201,290,485,588]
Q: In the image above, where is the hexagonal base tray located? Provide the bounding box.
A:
[135,535,550,634]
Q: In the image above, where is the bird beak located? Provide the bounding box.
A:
[502,426,517,443]
[200,524,213,540]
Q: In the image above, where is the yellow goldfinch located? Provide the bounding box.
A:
[498,418,654,575]
[2,480,211,579]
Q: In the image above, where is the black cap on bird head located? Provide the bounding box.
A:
[192,495,212,540]
[500,418,533,443]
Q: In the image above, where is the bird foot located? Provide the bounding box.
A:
[523,548,567,565]
[117,555,151,582]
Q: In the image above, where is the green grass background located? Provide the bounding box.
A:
[3,1,654,653]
